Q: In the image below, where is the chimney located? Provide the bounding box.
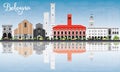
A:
[67,14,72,26]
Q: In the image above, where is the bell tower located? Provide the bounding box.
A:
[89,14,94,27]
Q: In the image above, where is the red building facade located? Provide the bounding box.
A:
[53,14,86,40]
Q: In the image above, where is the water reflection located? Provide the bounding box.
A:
[53,42,86,61]
[2,42,13,53]
[1,42,120,71]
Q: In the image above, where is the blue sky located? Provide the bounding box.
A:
[0,0,120,37]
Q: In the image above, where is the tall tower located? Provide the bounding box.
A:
[89,14,94,27]
[50,3,55,39]
[43,12,50,37]
[67,14,72,26]
[50,3,55,26]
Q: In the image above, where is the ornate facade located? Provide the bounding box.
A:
[34,23,45,40]
[2,25,12,40]
[14,20,33,40]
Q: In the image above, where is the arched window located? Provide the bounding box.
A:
[24,22,27,27]
[8,33,12,38]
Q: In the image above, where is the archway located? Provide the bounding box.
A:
[8,33,12,39]
[2,33,7,39]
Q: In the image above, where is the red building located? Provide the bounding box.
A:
[53,14,86,40]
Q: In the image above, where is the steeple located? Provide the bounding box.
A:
[89,14,94,27]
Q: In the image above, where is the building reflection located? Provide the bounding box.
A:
[43,42,55,69]
[14,42,33,57]
[33,42,46,55]
[2,42,13,53]
[1,42,120,70]
[86,42,120,52]
[86,42,120,61]
[53,42,86,61]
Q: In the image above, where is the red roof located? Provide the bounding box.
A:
[53,24,86,30]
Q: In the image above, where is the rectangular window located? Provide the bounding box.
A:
[72,31,74,34]
[61,31,63,34]
[83,31,85,34]
[80,31,81,34]
[65,31,67,34]
[69,31,70,34]
[76,31,78,34]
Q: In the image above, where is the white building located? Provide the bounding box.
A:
[87,27,109,40]
[87,15,119,40]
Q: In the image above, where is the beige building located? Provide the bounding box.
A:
[14,20,33,40]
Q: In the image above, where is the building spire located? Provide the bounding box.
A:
[89,14,94,27]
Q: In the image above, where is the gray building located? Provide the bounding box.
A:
[34,23,45,40]
[2,25,12,40]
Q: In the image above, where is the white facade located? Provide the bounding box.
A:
[50,3,55,26]
[87,27,119,40]
[43,12,50,37]
[87,15,119,40]
[87,27,109,40]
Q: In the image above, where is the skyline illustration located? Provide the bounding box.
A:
[0,0,120,72]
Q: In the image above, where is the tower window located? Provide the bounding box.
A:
[52,14,54,16]
[24,23,27,27]
[68,17,71,20]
